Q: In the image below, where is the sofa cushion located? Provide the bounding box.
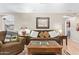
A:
[38,31,50,38]
[49,31,60,38]
[38,32,44,38]
[4,31,18,42]
[43,31,50,38]
[30,31,39,38]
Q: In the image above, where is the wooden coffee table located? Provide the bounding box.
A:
[27,41,63,55]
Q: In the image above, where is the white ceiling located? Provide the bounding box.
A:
[0,3,79,13]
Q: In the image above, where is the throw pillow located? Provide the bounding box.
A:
[30,31,39,38]
[43,31,50,38]
[38,32,44,38]
[4,31,18,42]
[49,31,60,38]
[10,36,18,42]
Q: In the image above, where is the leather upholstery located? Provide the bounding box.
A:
[0,31,25,55]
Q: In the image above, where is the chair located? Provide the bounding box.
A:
[0,31,25,55]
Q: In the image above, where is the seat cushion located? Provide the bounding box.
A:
[0,42,24,55]
[3,42,21,47]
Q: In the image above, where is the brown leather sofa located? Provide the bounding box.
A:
[28,30,67,46]
[0,31,25,55]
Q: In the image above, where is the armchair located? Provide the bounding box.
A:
[0,31,25,55]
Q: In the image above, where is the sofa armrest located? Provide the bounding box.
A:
[17,36,26,45]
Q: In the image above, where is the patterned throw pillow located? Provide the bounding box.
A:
[38,31,50,38]
[10,35,18,42]
[43,31,50,38]
[4,31,18,42]
[39,32,44,38]
[30,31,39,38]
[49,31,60,38]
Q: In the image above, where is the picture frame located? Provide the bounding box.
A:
[36,17,50,29]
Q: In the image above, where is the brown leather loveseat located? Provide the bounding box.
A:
[29,30,64,45]
[0,31,25,55]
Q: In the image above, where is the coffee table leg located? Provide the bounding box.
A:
[59,51,62,55]
[28,51,31,55]
[27,49,32,55]
[60,49,62,55]
[57,49,62,55]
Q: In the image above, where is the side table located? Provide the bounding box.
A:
[58,36,67,46]
[18,36,30,45]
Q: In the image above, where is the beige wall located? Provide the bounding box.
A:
[1,13,77,33]
[14,13,65,33]
[70,16,79,43]
[1,13,79,42]
[0,13,74,33]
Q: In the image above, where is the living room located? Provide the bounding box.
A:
[0,3,79,55]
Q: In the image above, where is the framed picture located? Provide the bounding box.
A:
[36,17,50,29]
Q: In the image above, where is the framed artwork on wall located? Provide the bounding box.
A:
[36,17,50,29]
